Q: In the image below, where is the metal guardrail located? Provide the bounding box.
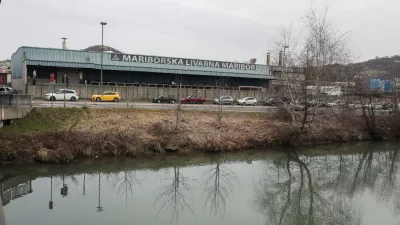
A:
[0,94,32,107]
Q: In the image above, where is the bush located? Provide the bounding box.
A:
[272,107,293,122]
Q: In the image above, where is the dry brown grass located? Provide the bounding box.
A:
[0,108,374,164]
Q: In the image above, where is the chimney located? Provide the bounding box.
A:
[62,38,67,50]
[278,51,283,66]
[266,53,270,66]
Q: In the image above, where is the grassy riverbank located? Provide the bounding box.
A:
[0,108,369,163]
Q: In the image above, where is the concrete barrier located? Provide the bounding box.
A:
[0,95,32,107]
[0,107,32,121]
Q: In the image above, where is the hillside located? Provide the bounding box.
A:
[351,55,400,79]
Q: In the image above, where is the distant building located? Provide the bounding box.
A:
[0,64,11,86]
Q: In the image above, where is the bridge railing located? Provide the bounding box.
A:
[0,95,32,107]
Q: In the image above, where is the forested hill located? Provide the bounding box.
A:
[351,55,400,77]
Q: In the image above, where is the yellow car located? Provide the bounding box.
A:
[91,91,121,102]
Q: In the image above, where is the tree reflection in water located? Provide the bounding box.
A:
[112,171,140,207]
[202,158,237,216]
[155,166,194,225]
[349,147,400,208]
[253,149,362,225]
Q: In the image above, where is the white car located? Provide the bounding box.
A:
[237,97,257,106]
[45,89,79,101]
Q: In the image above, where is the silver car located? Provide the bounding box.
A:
[213,96,234,105]
[0,86,12,95]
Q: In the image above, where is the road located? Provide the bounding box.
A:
[32,100,275,112]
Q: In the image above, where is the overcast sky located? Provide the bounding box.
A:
[0,0,399,63]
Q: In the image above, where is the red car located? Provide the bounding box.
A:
[180,95,205,104]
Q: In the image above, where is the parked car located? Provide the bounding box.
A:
[5,87,18,94]
[327,100,356,108]
[153,94,176,103]
[291,103,305,111]
[306,99,328,107]
[237,97,257,106]
[0,86,12,95]
[180,96,205,104]
[362,104,382,110]
[45,89,79,101]
[213,96,234,105]
[381,102,400,110]
[91,91,121,102]
[263,97,291,106]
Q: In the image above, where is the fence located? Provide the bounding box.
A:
[0,95,32,107]
[28,84,273,101]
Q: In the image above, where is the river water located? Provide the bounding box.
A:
[2,142,400,225]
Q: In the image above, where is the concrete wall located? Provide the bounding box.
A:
[28,84,271,101]
[1,107,32,121]
[11,78,25,93]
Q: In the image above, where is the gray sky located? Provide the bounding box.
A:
[0,0,399,63]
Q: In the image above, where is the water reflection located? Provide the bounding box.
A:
[60,175,68,198]
[253,150,362,225]
[97,173,103,212]
[202,157,237,216]
[3,144,400,224]
[155,166,195,225]
[0,195,5,225]
[49,176,53,210]
[112,171,140,207]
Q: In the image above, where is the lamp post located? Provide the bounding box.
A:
[100,22,107,86]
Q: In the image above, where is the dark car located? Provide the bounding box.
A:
[263,97,291,106]
[381,102,398,110]
[306,99,328,107]
[153,94,176,103]
[180,96,205,104]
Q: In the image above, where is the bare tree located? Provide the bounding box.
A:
[174,74,183,130]
[272,6,351,144]
[213,77,232,129]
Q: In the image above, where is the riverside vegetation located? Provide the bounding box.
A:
[1,107,393,164]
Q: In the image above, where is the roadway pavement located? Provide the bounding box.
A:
[32,100,275,113]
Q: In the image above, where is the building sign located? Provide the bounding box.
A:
[111,54,257,71]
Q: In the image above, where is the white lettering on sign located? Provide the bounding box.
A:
[111,54,257,71]
[122,55,131,61]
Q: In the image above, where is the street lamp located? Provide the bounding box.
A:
[100,22,107,86]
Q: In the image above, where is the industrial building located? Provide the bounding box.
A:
[10,45,277,93]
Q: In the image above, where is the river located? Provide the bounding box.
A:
[1,142,400,225]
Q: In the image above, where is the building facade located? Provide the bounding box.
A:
[11,47,276,92]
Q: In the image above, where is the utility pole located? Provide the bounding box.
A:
[85,80,87,108]
[52,82,55,108]
[32,70,36,105]
[64,74,66,108]
[100,22,107,86]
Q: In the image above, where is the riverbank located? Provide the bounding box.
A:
[0,108,370,163]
